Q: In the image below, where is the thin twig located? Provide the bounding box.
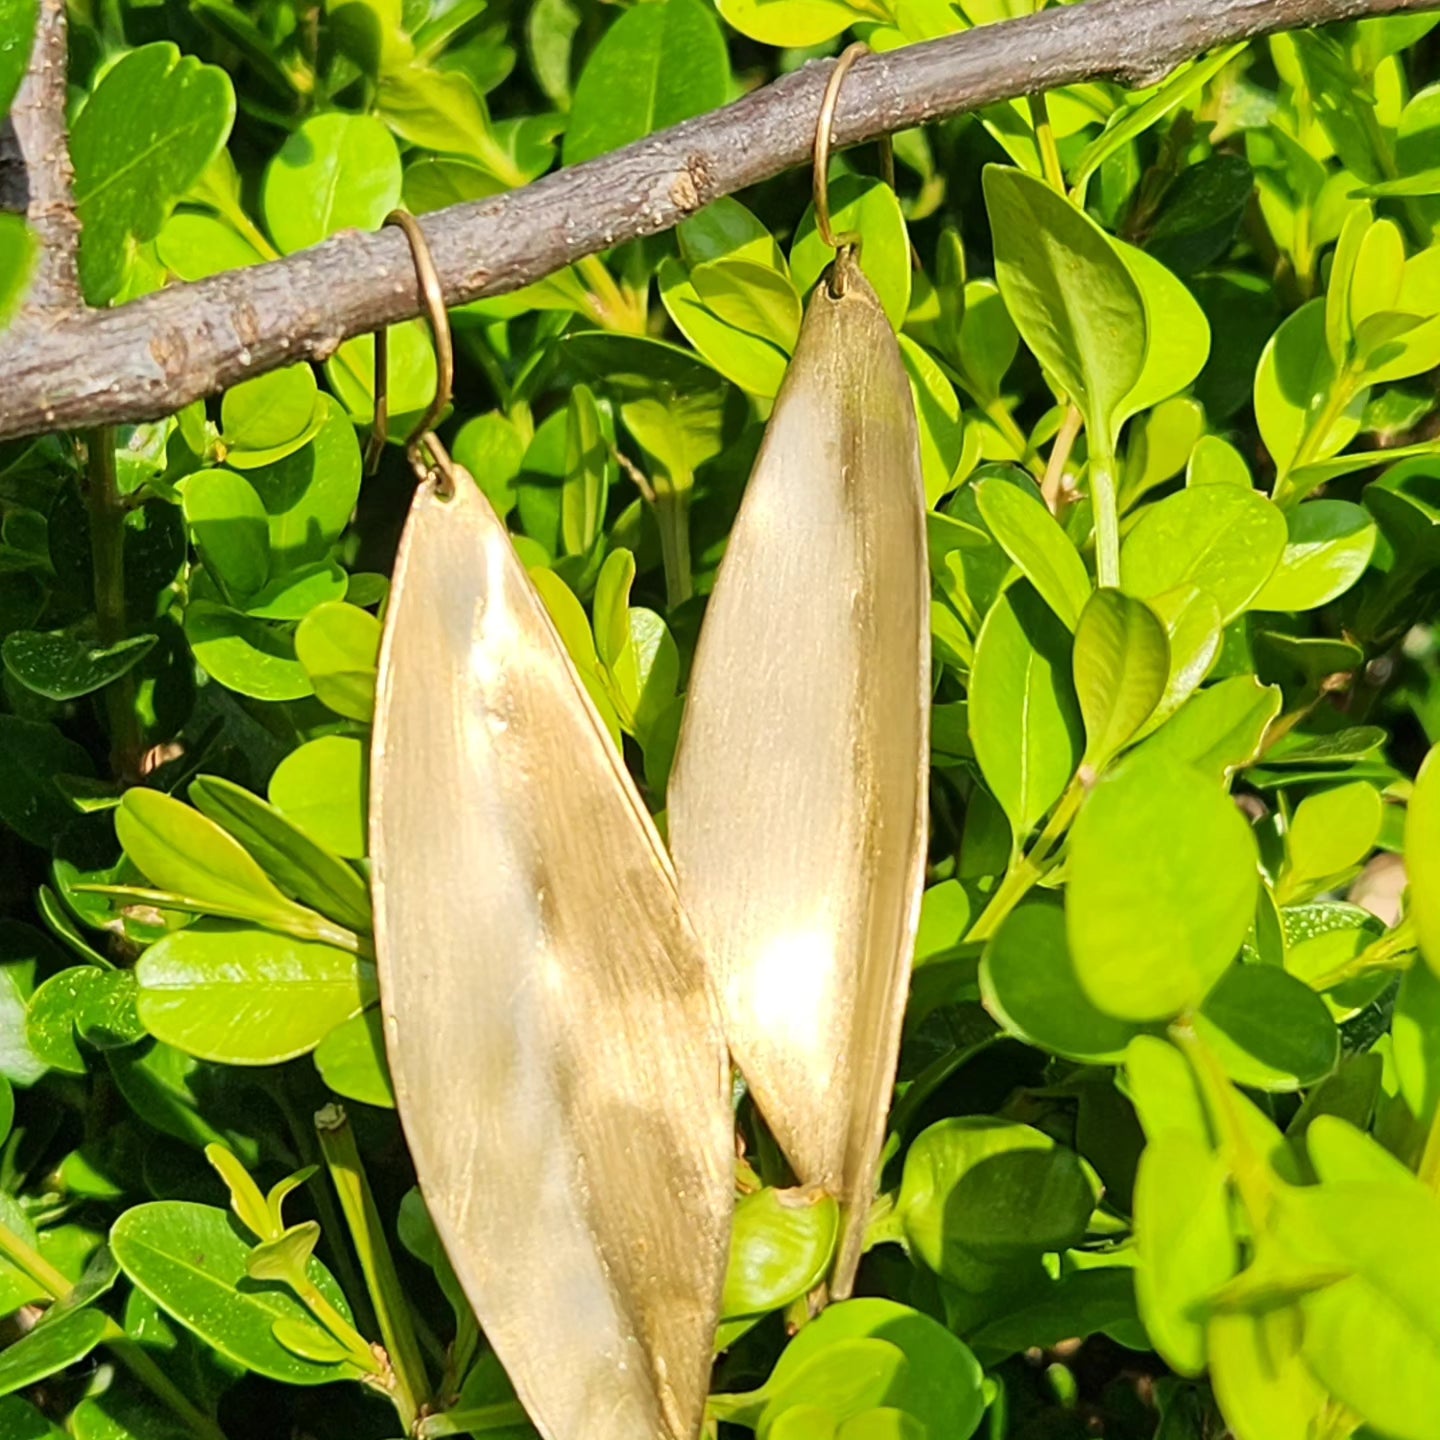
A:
[0,0,1433,440]
[2,0,82,326]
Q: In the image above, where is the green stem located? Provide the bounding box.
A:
[1306,918,1416,992]
[290,1269,385,1376]
[104,1324,229,1440]
[577,255,645,334]
[1088,426,1120,589]
[981,395,1044,480]
[270,1077,377,1342]
[0,1220,72,1296]
[417,1403,531,1437]
[73,885,372,957]
[1172,1023,1274,1230]
[85,428,141,782]
[315,1104,429,1430]
[965,777,1086,943]
[1028,92,1066,195]
[0,1222,226,1440]
[653,474,693,609]
[886,1035,1003,1145]
[1276,367,1361,508]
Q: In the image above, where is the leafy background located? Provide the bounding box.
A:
[4,1,1440,1438]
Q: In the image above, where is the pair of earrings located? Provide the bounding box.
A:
[368,47,929,1440]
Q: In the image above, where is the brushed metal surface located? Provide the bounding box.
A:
[370,473,733,1440]
[668,253,930,1297]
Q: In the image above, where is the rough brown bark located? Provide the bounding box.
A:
[1,0,82,328]
[0,0,1434,441]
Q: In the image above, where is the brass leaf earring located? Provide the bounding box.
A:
[367,212,733,1440]
[668,46,931,1299]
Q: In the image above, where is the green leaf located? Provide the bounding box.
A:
[722,1187,839,1322]
[791,176,912,332]
[205,1142,272,1240]
[714,0,860,47]
[562,0,728,166]
[261,112,402,255]
[187,775,371,932]
[983,165,1145,440]
[1194,964,1338,1091]
[1134,1128,1235,1377]
[110,1201,360,1384]
[974,477,1091,630]
[184,601,312,701]
[1250,500,1377,611]
[156,211,264,282]
[1068,46,1243,194]
[1147,153,1256,277]
[115,788,308,927]
[1121,396,1206,507]
[71,43,236,304]
[182,470,270,601]
[660,257,791,398]
[452,410,528,520]
[968,582,1083,843]
[0,716,94,848]
[979,901,1141,1063]
[246,396,363,569]
[1112,241,1210,427]
[1277,781,1383,904]
[0,1308,107,1398]
[744,1300,985,1440]
[326,319,436,434]
[27,967,144,1074]
[136,923,372,1064]
[219,366,324,471]
[0,216,37,328]
[1136,584,1224,738]
[1067,755,1259,1021]
[691,256,801,352]
[1120,486,1287,623]
[561,383,610,556]
[2,629,156,701]
[1408,744,1440,978]
[0,0,36,122]
[1072,589,1169,772]
[1254,299,1365,479]
[898,1117,1096,1286]
[1209,1303,1331,1440]
[0,1397,66,1440]
[1136,676,1281,782]
[898,336,964,506]
[313,1008,393,1108]
[294,601,381,722]
[268,736,367,860]
[69,1385,191,1440]
[1394,960,1440,1125]
[1187,434,1252,489]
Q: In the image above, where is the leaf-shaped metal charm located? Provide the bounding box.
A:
[668,251,930,1297]
[370,474,733,1440]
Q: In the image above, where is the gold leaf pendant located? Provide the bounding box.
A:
[370,473,733,1440]
[669,250,930,1296]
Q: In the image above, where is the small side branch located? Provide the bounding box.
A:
[2,0,82,325]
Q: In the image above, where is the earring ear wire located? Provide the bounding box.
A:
[812,42,893,295]
[365,209,459,497]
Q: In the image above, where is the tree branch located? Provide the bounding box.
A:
[0,0,82,328]
[0,0,1432,441]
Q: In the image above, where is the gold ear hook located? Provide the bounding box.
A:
[366,208,460,497]
[812,42,892,295]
